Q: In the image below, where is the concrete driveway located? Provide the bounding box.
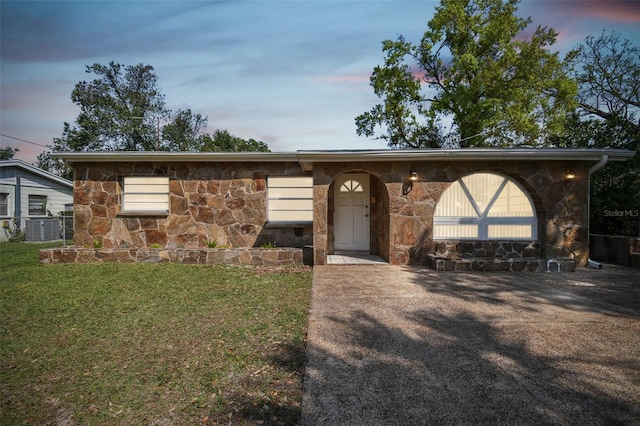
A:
[300,265,640,425]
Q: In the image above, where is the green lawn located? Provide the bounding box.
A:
[0,242,312,425]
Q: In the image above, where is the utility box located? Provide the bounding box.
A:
[25,219,60,242]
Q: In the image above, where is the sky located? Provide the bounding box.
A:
[1,0,639,164]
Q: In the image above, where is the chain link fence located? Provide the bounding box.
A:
[1,214,73,244]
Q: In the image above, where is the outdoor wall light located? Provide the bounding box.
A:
[403,171,418,196]
[565,170,577,180]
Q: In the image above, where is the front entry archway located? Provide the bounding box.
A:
[334,174,370,251]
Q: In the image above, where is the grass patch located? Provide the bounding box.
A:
[1,242,312,425]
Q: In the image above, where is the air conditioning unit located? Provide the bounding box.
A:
[25,219,60,242]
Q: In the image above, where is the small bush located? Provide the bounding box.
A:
[203,238,218,248]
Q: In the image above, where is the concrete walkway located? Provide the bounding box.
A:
[300,264,640,425]
[327,253,387,264]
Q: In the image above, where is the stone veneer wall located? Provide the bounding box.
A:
[430,241,541,259]
[428,256,577,272]
[71,159,590,267]
[72,162,312,250]
[40,247,310,266]
[312,160,590,266]
[424,241,577,272]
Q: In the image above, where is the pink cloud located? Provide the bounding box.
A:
[572,0,639,23]
[542,0,640,24]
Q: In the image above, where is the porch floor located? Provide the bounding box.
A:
[327,253,387,265]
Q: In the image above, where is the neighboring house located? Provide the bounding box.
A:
[52,148,635,269]
[0,160,73,242]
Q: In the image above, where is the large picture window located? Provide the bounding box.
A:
[122,177,169,213]
[267,176,313,224]
[434,173,537,240]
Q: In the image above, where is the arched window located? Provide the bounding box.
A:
[433,172,537,240]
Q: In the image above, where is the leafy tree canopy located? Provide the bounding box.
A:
[201,130,270,153]
[551,112,640,236]
[0,147,17,160]
[66,62,167,152]
[571,31,640,149]
[161,109,208,152]
[555,31,639,236]
[161,114,270,153]
[356,0,577,148]
[38,61,269,177]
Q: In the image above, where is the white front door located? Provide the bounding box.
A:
[334,174,370,251]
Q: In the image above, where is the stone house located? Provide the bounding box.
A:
[48,148,635,270]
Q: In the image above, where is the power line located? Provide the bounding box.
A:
[0,133,50,148]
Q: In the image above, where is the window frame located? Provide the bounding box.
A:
[28,194,47,216]
[266,176,313,225]
[433,172,537,241]
[121,176,170,215]
[0,193,8,216]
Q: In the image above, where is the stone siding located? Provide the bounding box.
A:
[430,241,541,259]
[427,257,577,272]
[40,246,311,266]
[72,162,312,250]
[425,240,576,272]
[68,159,591,267]
[312,160,590,266]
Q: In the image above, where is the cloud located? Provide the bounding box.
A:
[520,0,639,24]
[519,0,640,50]
[0,1,242,64]
[552,0,640,23]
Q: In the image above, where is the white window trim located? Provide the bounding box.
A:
[28,194,47,216]
[434,173,537,240]
[267,176,313,225]
[121,176,169,214]
[0,193,8,216]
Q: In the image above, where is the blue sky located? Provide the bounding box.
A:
[1,0,638,163]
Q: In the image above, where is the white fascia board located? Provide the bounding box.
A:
[51,151,300,163]
[51,148,636,172]
[296,148,636,162]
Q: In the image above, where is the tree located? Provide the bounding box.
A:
[356,0,577,148]
[571,31,640,149]
[39,61,271,176]
[201,130,270,152]
[36,149,73,180]
[162,109,209,152]
[554,32,640,236]
[57,61,167,152]
[0,147,17,160]
[551,113,640,236]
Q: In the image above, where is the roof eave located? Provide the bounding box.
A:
[50,151,300,163]
[0,159,73,188]
[296,148,636,162]
[51,148,636,173]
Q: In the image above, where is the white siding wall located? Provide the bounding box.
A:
[0,165,72,242]
[17,175,73,217]
[0,184,15,218]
